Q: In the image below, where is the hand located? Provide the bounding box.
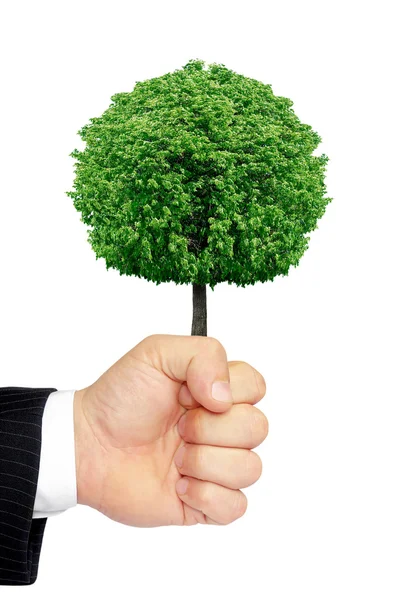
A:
[73,334,268,527]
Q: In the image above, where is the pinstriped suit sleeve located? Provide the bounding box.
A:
[0,386,57,586]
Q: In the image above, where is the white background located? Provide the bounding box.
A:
[1,0,400,598]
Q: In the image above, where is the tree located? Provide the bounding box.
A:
[66,58,331,336]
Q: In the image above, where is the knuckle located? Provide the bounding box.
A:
[206,336,226,356]
[137,334,164,359]
[233,492,248,520]
[247,450,263,483]
[251,407,269,443]
[142,333,161,345]
[261,413,269,440]
[254,368,267,399]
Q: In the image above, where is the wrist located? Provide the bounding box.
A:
[73,388,106,510]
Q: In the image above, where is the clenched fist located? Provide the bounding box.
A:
[73,334,268,527]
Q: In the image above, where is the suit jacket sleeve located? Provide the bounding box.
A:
[0,386,57,586]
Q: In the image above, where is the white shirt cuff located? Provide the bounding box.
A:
[33,389,78,518]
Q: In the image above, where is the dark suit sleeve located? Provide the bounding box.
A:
[0,386,57,586]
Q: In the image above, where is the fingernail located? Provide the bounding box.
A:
[174,445,186,468]
[212,381,233,403]
[176,478,189,495]
[178,413,187,437]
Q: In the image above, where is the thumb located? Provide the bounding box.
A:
[137,334,233,413]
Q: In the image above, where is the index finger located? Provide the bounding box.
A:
[178,360,266,410]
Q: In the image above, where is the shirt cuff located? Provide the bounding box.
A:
[33,389,78,518]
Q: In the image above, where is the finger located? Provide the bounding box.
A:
[135,334,234,413]
[228,361,267,405]
[177,403,269,449]
[174,444,262,489]
[176,476,248,525]
[178,360,267,410]
[178,382,200,410]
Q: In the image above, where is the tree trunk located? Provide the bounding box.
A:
[191,283,207,336]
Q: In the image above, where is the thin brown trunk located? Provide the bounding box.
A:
[191,284,207,336]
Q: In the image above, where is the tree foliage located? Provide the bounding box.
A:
[66,58,331,290]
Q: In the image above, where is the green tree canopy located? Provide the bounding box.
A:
[66,58,331,291]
